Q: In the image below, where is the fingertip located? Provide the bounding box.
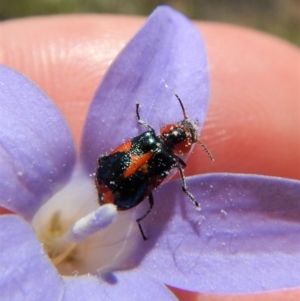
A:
[1,16,298,179]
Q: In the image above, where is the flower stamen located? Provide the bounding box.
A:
[63,204,117,243]
[37,205,117,267]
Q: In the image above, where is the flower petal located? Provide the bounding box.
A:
[0,65,76,219]
[81,6,209,173]
[0,215,63,301]
[62,270,177,301]
[138,174,300,293]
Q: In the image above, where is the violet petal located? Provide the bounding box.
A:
[138,174,300,293]
[0,65,75,219]
[62,270,177,301]
[0,215,63,301]
[81,6,209,173]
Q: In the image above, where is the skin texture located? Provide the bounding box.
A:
[0,14,299,300]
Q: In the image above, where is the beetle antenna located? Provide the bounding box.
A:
[198,140,214,162]
[174,94,188,119]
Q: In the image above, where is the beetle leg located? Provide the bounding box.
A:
[174,155,187,168]
[176,164,200,209]
[136,193,154,240]
[136,103,155,132]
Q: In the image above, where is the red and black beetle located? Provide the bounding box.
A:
[95,94,213,240]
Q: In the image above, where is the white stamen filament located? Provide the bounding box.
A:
[49,204,117,266]
[63,204,117,243]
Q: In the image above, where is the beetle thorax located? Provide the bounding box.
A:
[160,119,198,155]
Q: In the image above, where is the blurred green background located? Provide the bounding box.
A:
[0,0,299,45]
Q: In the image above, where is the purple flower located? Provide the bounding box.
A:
[0,6,300,301]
